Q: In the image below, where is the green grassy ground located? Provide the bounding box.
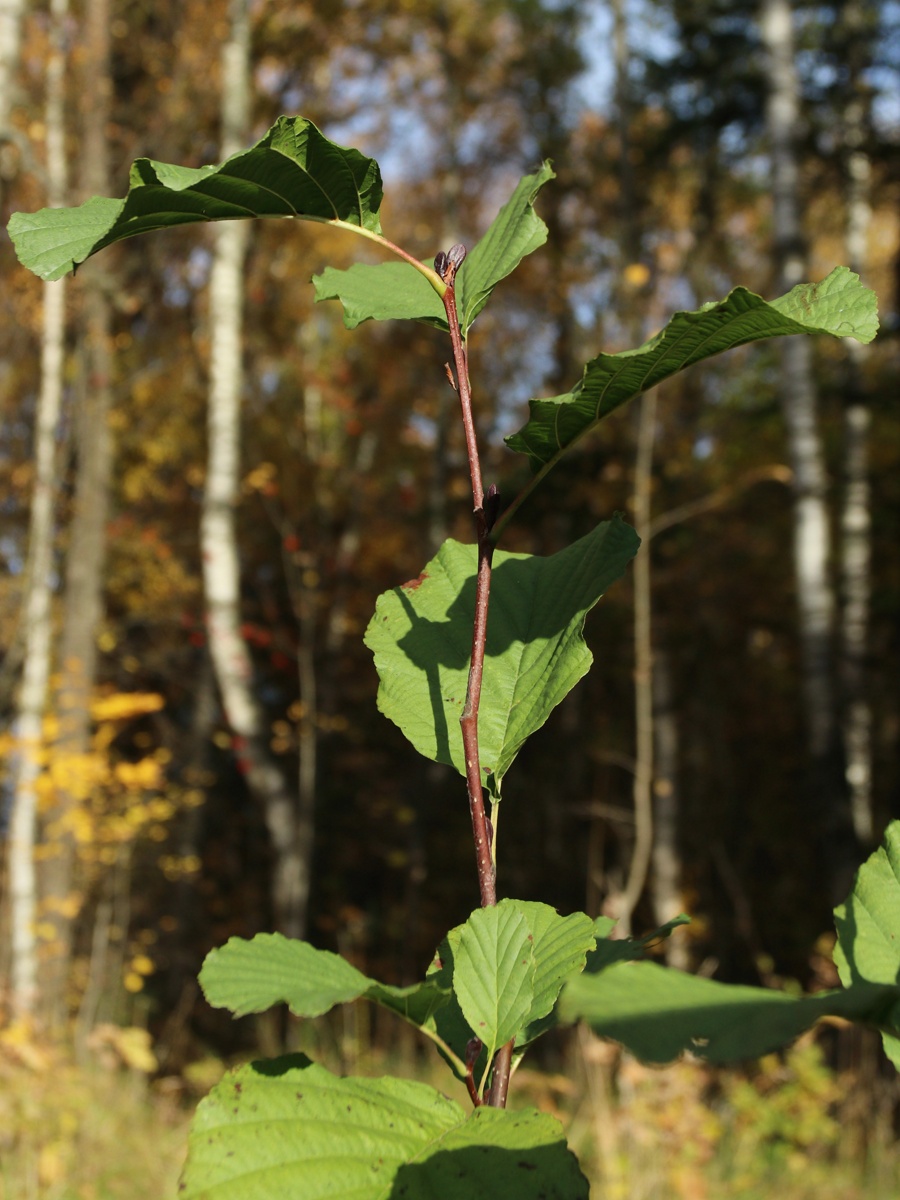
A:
[2,1017,897,1199]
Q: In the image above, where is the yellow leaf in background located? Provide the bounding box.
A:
[0,1019,50,1070]
[623,261,651,287]
[114,758,162,790]
[243,460,277,492]
[90,692,164,722]
[126,804,149,827]
[38,1142,67,1187]
[123,972,144,993]
[97,629,117,652]
[112,1027,158,1073]
[67,808,95,845]
[148,798,175,820]
[42,892,83,919]
[131,953,155,975]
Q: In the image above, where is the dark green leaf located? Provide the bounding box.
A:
[560,960,900,1064]
[313,163,555,333]
[9,116,385,280]
[506,268,880,471]
[454,161,555,333]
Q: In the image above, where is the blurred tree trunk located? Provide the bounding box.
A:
[838,0,874,846]
[201,0,308,939]
[6,0,68,1021]
[612,0,654,935]
[44,0,114,1024]
[761,0,854,895]
[0,0,26,153]
[650,644,688,968]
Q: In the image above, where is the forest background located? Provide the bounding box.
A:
[0,0,899,1197]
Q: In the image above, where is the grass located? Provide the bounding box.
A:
[1,1012,898,1199]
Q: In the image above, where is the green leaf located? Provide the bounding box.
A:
[181,1055,588,1199]
[313,260,447,329]
[366,979,451,1030]
[506,267,880,472]
[834,820,900,1067]
[453,904,536,1084]
[424,901,596,1072]
[454,161,555,333]
[313,162,555,334]
[8,116,385,281]
[364,516,639,795]
[559,960,900,1065]
[200,933,453,1044]
[584,913,691,974]
[514,902,597,1044]
[199,933,372,1018]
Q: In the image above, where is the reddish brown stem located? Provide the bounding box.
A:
[440,265,515,1108]
[488,1040,515,1108]
[441,277,496,910]
[442,275,483,511]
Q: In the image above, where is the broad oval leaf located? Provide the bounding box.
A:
[453,904,536,1077]
[364,516,639,795]
[8,116,385,281]
[313,162,555,334]
[425,900,596,1070]
[199,933,371,1018]
[834,819,900,1066]
[506,267,879,471]
[181,1054,588,1199]
[201,933,453,1036]
[559,959,900,1065]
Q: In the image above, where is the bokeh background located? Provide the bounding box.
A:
[1,1,899,1196]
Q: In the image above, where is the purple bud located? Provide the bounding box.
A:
[448,243,467,268]
[434,250,449,279]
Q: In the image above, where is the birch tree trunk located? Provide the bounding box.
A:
[44,0,114,1022]
[201,0,307,938]
[5,0,68,1021]
[761,0,853,894]
[0,0,26,153]
[838,1,874,845]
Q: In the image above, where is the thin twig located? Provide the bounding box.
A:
[438,247,517,1109]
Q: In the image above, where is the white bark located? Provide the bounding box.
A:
[45,0,113,1023]
[0,0,26,133]
[761,0,847,872]
[201,0,307,937]
[6,0,68,1022]
[839,73,873,842]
